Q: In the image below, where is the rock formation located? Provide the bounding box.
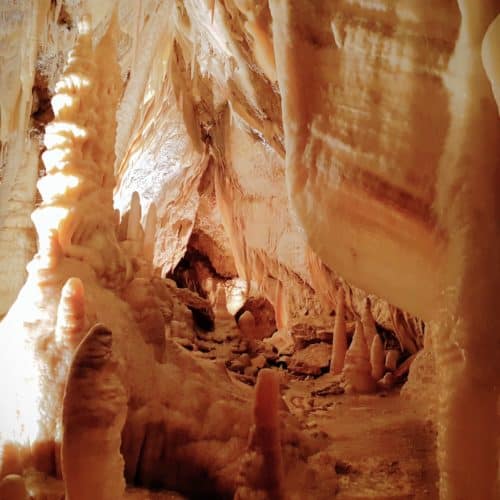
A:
[343,320,376,394]
[330,287,347,375]
[370,334,386,383]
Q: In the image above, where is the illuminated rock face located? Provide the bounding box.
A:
[0,1,498,499]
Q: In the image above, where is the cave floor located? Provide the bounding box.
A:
[25,318,439,499]
[26,373,439,500]
[283,378,438,499]
[126,377,440,500]
[125,374,439,500]
[189,318,439,498]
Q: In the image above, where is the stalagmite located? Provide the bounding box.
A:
[370,334,385,382]
[61,325,127,500]
[238,310,256,339]
[330,287,347,375]
[361,298,377,350]
[0,16,130,475]
[236,368,285,499]
[127,191,142,242]
[143,203,157,264]
[385,350,400,372]
[0,474,28,500]
[31,12,129,287]
[343,320,376,394]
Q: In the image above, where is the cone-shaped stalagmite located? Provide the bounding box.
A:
[238,310,256,339]
[143,203,157,263]
[0,475,28,500]
[370,334,385,381]
[361,298,377,350]
[343,320,376,394]
[127,191,142,242]
[330,287,347,374]
[236,368,285,499]
[62,325,127,500]
[385,350,400,372]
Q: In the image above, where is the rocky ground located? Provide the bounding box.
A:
[168,312,438,499]
[147,312,438,499]
[20,376,437,499]
[9,289,437,500]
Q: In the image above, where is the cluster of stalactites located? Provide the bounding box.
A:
[30,15,130,288]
